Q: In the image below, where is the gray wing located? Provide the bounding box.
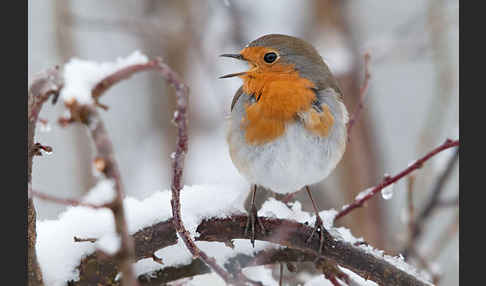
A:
[311,87,344,113]
[231,86,257,112]
[230,86,244,112]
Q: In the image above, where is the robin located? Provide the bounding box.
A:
[220,34,348,249]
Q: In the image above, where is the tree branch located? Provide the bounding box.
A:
[28,66,64,286]
[335,139,459,221]
[63,102,139,286]
[69,215,430,286]
[402,148,459,258]
[346,52,371,142]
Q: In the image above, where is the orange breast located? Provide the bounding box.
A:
[240,68,316,145]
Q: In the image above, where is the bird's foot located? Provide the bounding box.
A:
[244,204,266,247]
[306,214,326,253]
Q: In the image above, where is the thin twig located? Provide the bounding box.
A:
[408,248,441,285]
[426,212,459,261]
[346,52,371,142]
[436,197,459,208]
[157,58,244,285]
[402,148,459,258]
[335,139,459,221]
[86,58,244,285]
[407,175,416,242]
[30,188,112,209]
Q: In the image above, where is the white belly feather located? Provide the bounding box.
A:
[227,91,348,194]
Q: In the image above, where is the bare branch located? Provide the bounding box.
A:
[346,52,371,142]
[30,188,112,209]
[335,139,459,221]
[402,148,459,258]
[28,66,64,286]
[83,58,242,285]
[407,175,416,241]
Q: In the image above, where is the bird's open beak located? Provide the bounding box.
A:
[219,54,248,79]
[220,54,245,60]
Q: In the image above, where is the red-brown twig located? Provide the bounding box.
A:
[346,52,371,142]
[30,188,112,209]
[335,138,459,221]
[156,59,244,285]
[407,175,416,241]
[84,58,242,285]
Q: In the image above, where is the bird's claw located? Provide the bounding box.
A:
[244,204,266,247]
[306,215,326,253]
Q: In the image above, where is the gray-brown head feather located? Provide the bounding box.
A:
[248,34,342,96]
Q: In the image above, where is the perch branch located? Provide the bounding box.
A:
[71,215,431,286]
[335,138,459,221]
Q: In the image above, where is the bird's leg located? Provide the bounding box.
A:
[244,185,266,247]
[305,186,327,253]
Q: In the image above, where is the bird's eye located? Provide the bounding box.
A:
[263,52,278,63]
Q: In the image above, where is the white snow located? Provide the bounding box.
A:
[95,233,121,255]
[37,121,52,133]
[355,187,374,201]
[82,179,116,205]
[304,267,379,286]
[60,51,149,104]
[37,183,247,286]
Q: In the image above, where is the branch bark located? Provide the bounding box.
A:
[70,215,430,286]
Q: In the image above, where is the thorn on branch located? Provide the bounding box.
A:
[74,236,97,243]
[31,143,53,157]
[152,253,164,265]
[286,262,297,273]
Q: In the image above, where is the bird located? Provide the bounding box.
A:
[220,34,348,250]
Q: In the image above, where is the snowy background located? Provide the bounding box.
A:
[29,1,458,285]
